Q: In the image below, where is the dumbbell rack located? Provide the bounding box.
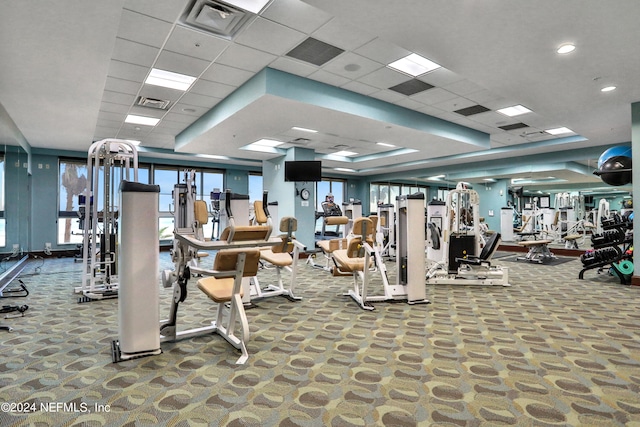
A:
[579,219,632,284]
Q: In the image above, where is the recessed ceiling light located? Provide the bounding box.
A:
[557,43,576,54]
[545,126,573,135]
[335,167,356,172]
[252,139,283,147]
[145,68,197,91]
[387,53,441,77]
[291,127,318,133]
[223,0,270,14]
[601,86,616,92]
[333,150,358,157]
[427,174,446,181]
[497,105,532,117]
[376,142,396,148]
[125,115,160,126]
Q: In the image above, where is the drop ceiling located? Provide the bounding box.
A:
[1,0,638,194]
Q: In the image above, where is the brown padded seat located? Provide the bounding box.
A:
[219,225,270,241]
[564,234,581,241]
[518,239,552,247]
[197,249,261,303]
[333,244,368,272]
[317,238,347,253]
[324,216,349,226]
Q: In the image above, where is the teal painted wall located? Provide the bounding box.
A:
[476,180,510,232]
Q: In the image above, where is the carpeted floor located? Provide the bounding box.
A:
[0,251,639,426]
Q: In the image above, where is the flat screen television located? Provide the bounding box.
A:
[284,160,322,182]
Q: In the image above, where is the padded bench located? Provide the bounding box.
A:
[516,239,557,264]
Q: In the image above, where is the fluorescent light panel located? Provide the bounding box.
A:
[333,150,358,157]
[497,105,532,117]
[223,0,270,14]
[251,138,283,147]
[601,86,616,92]
[557,43,576,54]
[292,126,318,133]
[376,142,396,148]
[145,68,197,91]
[125,115,160,126]
[388,53,441,77]
[545,126,573,135]
[335,167,356,172]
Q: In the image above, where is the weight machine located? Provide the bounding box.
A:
[376,203,395,258]
[76,139,138,302]
[426,183,509,286]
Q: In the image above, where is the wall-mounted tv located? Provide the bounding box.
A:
[284,160,322,182]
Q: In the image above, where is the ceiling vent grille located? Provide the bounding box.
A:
[288,137,311,145]
[286,38,345,66]
[454,105,490,116]
[180,0,251,40]
[499,122,528,131]
[389,79,434,96]
[137,96,171,110]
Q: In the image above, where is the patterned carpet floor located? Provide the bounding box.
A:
[0,251,639,426]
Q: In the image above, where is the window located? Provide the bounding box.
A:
[315,179,344,232]
[58,159,150,245]
[370,182,430,213]
[154,167,224,242]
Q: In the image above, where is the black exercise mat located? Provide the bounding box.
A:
[498,255,577,266]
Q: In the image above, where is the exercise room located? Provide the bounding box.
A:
[1,1,639,426]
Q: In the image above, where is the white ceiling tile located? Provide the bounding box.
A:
[123,0,185,23]
[395,98,425,111]
[465,89,503,105]
[102,90,136,106]
[312,17,376,51]
[418,67,465,88]
[98,110,126,122]
[112,38,160,68]
[215,43,277,72]
[433,96,476,113]
[443,79,486,96]
[261,0,332,34]
[155,119,188,132]
[354,38,410,65]
[163,112,198,125]
[269,57,318,77]
[172,102,209,117]
[154,50,211,78]
[108,60,149,83]
[410,87,458,105]
[307,69,351,87]
[235,17,307,56]
[322,52,381,80]
[117,9,173,48]
[104,76,141,95]
[358,67,411,90]
[201,63,255,86]
[341,80,378,96]
[180,92,222,109]
[370,89,405,104]
[190,79,236,98]
[100,101,130,115]
[164,25,230,62]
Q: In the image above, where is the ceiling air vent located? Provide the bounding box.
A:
[499,122,528,131]
[137,96,171,110]
[389,79,434,96]
[286,37,345,66]
[288,138,311,146]
[181,0,251,40]
[454,105,490,116]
